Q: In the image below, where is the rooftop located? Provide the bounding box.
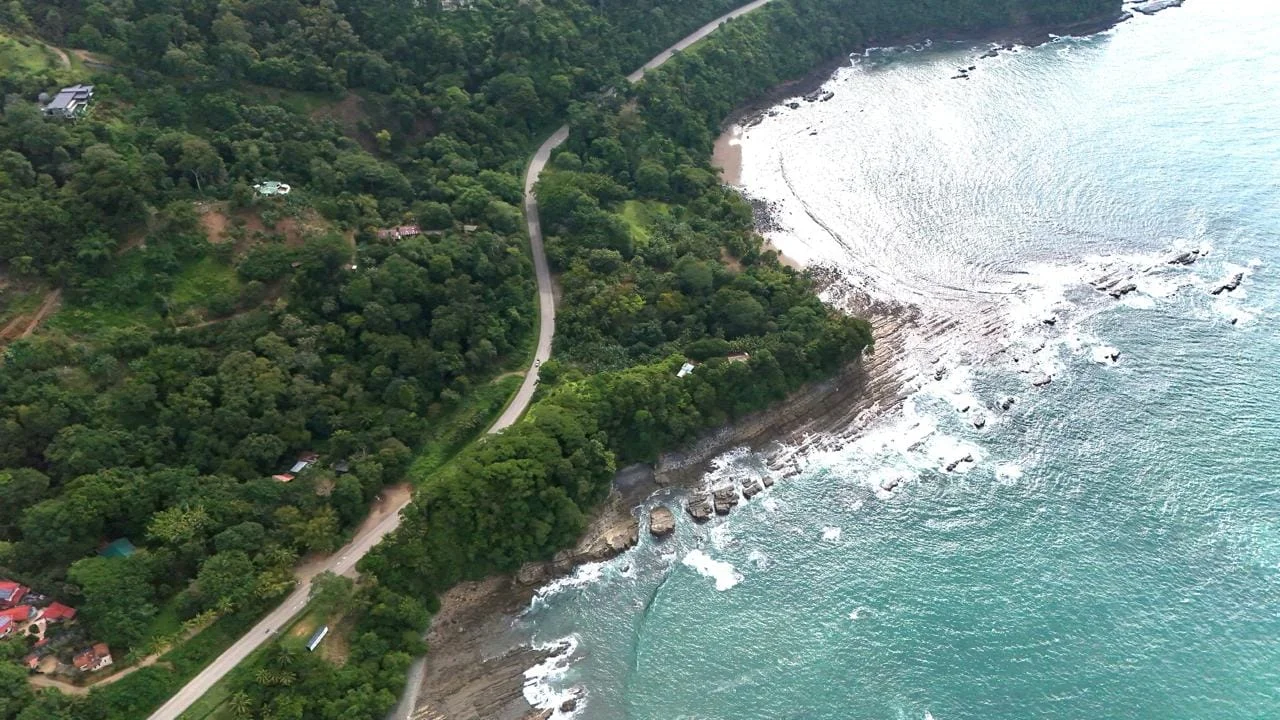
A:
[99,538,137,559]
[0,580,28,605]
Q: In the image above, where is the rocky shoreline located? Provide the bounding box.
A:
[405,6,1164,718]
[407,310,916,720]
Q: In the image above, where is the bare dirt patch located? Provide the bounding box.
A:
[199,204,231,244]
[311,93,378,152]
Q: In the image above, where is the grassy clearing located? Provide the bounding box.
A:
[620,199,670,245]
[0,32,58,74]
[168,256,241,315]
[240,85,344,116]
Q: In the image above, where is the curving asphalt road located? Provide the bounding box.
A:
[148,3,776,719]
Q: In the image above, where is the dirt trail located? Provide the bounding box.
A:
[1,288,60,344]
[29,654,171,695]
[49,45,70,68]
[22,289,61,338]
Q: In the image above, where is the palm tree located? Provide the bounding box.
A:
[228,691,254,718]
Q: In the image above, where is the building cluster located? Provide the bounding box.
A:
[375,224,421,241]
[273,451,320,483]
[0,577,114,677]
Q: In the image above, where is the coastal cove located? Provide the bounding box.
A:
[392,2,1198,719]
[507,1,1280,719]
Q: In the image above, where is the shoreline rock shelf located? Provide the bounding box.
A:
[686,494,713,523]
[712,485,739,515]
[648,506,675,537]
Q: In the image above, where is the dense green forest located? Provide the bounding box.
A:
[0,0,1120,717]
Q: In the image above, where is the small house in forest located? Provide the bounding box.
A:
[726,352,751,363]
[42,84,94,118]
[99,538,137,559]
[73,643,113,673]
[290,451,320,474]
[253,180,291,196]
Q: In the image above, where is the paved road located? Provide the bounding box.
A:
[149,3,777,718]
[147,494,409,720]
[487,124,569,434]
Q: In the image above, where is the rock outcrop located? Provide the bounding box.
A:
[945,454,975,473]
[686,494,712,523]
[516,562,550,586]
[1211,272,1244,295]
[741,478,765,500]
[1109,282,1138,299]
[648,506,675,537]
[1134,0,1184,15]
[712,485,738,515]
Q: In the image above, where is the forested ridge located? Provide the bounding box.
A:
[0,0,1120,717]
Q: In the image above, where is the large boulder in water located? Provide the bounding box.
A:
[1134,0,1184,15]
[648,506,675,538]
[1109,282,1138,299]
[713,485,739,515]
[686,494,713,523]
[1211,272,1244,295]
[741,478,765,500]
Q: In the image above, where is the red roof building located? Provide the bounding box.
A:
[40,602,77,622]
[0,580,28,608]
[73,643,113,673]
[0,606,34,638]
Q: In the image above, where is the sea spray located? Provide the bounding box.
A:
[680,550,743,591]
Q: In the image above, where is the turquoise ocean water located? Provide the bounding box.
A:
[516,2,1280,718]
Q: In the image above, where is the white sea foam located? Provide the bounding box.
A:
[1091,345,1122,365]
[682,549,743,591]
[709,523,736,550]
[747,549,770,569]
[532,562,604,603]
[995,463,1024,483]
[822,526,842,541]
[522,636,580,716]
